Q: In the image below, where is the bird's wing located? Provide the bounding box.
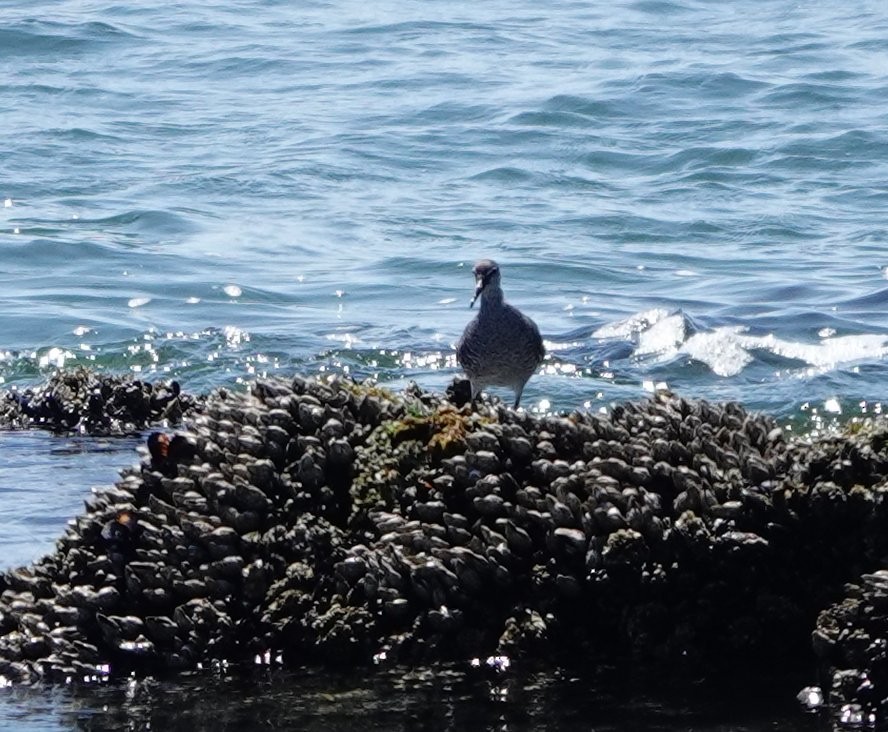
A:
[529,317,546,360]
[456,320,480,370]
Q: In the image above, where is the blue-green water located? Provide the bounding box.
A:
[2,0,886,727]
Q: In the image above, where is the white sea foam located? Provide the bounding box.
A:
[596,309,888,379]
[635,313,686,357]
[682,327,755,377]
[762,333,888,369]
[592,308,673,340]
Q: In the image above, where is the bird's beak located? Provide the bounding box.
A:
[469,278,484,308]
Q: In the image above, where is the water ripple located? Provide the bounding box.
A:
[0,0,886,422]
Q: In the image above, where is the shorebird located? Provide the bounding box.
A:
[456,259,545,409]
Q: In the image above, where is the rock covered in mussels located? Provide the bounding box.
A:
[0,371,887,712]
[787,421,888,722]
[0,368,201,434]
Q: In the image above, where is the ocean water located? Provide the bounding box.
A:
[2,0,886,727]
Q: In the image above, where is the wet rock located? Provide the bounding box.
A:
[233,480,273,513]
[549,527,587,557]
[145,616,179,645]
[327,438,355,469]
[467,450,500,475]
[0,368,887,726]
[414,501,446,524]
[502,521,534,556]
[473,494,505,518]
[192,527,237,562]
[602,529,648,570]
[0,370,201,434]
[96,614,145,646]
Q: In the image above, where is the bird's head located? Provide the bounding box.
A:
[470,259,501,308]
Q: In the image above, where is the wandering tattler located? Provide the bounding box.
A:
[456,259,545,409]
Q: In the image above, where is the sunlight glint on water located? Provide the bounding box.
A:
[2,0,888,727]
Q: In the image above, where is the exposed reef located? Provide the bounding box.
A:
[0,368,202,434]
[0,372,887,724]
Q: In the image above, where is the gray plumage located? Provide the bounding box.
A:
[456,259,545,409]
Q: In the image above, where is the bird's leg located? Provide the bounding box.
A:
[470,382,482,410]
